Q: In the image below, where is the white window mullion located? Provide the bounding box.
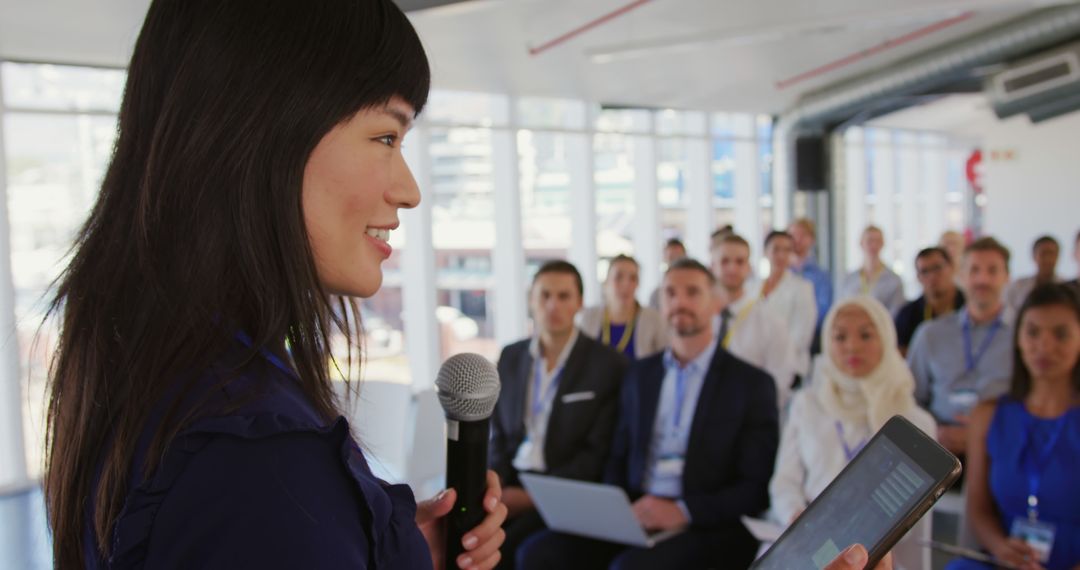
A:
[567,132,599,307]
[632,134,661,302]
[684,137,712,264]
[0,73,29,487]
[491,124,528,347]
[401,126,441,387]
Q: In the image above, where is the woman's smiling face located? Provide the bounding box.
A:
[302,97,420,298]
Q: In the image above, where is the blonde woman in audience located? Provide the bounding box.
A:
[954,283,1080,570]
[770,296,936,570]
[579,254,667,359]
[839,225,905,315]
[754,230,817,378]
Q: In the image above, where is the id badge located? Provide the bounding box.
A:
[1010,518,1056,563]
[947,389,979,416]
[656,456,685,478]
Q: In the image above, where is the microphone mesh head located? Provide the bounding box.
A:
[435,352,501,421]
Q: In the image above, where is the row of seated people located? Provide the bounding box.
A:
[487,237,1080,570]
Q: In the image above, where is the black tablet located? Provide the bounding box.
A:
[752,415,962,570]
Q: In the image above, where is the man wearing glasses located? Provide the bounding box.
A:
[894,247,966,355]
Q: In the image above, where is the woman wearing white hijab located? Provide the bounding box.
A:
[770,296,936,570]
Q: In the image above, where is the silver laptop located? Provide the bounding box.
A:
[519,473,684,548]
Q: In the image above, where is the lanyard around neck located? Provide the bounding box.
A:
[834,421,868,462]
[722,299,758,349]
[1023,411,1069,520]
[602,305,637,353]
[532,357,565,418]
[961,313,1003,373]
[860,266,883,295]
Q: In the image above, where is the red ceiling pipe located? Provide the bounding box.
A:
[775,10,976,90]
[529,0,657,56]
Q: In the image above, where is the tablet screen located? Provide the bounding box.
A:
[754,434,934,569]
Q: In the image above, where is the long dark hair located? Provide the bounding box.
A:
[43,0,429,567]
[1009,283,1080,399]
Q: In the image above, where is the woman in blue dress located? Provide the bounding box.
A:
[42,1,506,568]
[955,283,1080,570]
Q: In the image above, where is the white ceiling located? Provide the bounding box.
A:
[0,0,1073,114]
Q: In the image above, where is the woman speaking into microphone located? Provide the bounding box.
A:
[42,0,505,568]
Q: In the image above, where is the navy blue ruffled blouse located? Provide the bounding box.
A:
[84,342,433,569]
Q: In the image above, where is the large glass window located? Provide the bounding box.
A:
[355,240,410,385]
[2,63,125,478]
[594,133,636,262]
[519,130,571,262]
[428,126,499,361]
[658,138,688,241]
[844,124,971,284]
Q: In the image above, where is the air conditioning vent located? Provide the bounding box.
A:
[987,41,1080,122]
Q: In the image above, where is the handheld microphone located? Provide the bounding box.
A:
[435,353,501,569]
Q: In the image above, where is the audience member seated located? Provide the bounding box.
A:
[491,260,629,569]
[648,238,687,310]
[516,259,779,570]
[949,283,1080,570]
[907,237,1014,456]
[789,217,833,335]
[895,247,966,355]
[755,230,817,380]
[838,225,905,315]
[770,296,936,570]
[579,254,667,360]
[1005,235,1062,316]
[709,224,736,250]
[710,233,796,408]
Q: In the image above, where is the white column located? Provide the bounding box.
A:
[683,137,712,264]
[922,138,948,242]
[632,135,662,301]
[844,129,868,273]
[733,115,762,268]
[567,132,599,307]
[401,126,441,387]
[772,123,794,230]
[0,86,28,487]
[830,132,849,281]
[870,132,897,271]
[897,134,921,295]
[490,126,528,346]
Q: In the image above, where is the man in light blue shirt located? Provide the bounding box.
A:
[789,218,833,334]
[907,237,1014,455]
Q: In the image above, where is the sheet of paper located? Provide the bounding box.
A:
[741,516,785,543]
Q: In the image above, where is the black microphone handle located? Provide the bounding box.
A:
[445,417,490,569]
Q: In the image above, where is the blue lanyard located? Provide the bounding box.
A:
[834,421,868,462]
[961,314,1003,373]
[1023,412,1069,520]
[532,358,564,418]
[671,366,692,431]
[234,330,296,378]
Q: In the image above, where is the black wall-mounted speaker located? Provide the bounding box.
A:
[795,136,827,191]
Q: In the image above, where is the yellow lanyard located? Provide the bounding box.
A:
[602,305,638,353]
[860,267,882,295]
[925,295,962,322]
[722,299,758,348]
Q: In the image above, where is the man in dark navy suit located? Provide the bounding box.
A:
[491,260,628,569]
[517,258,779,570]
